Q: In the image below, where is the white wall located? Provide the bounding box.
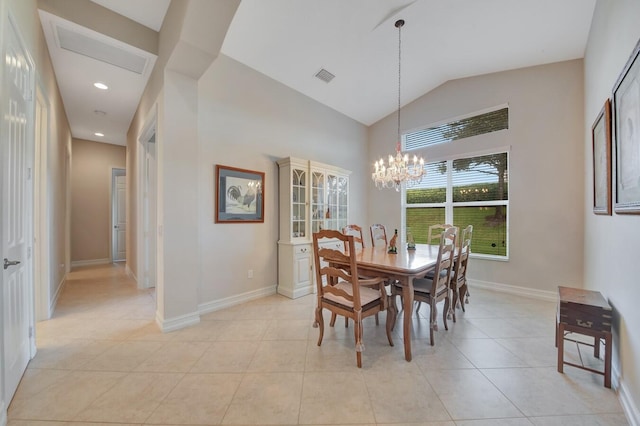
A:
[584,0,640,421]
[369,59,585,296]
[197,54,368,304]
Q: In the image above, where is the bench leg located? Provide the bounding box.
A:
[557,322,564,374]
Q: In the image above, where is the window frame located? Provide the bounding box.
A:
[402,149,510,261]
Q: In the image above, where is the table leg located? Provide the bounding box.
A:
[557,322,564,374]
[403,277,414,361]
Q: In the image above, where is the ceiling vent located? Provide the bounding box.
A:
[56,25,147,74]
[314,68,335,83]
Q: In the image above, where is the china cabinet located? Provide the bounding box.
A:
[277,157,350,298]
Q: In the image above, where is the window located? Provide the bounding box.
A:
[403,107,509,259]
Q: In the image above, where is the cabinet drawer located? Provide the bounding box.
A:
[294,245,311,255]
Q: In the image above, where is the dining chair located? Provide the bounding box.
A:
[449,224,472,322]
[389,226,457,346]
[341,224,382,327]
[369,223,388,248]
[427,223,456,245]
[342,224,365,251]
[312,229,393,367]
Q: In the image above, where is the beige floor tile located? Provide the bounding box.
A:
[363,369,451,423]
[8,371,125,421]
[12,368,71,400]
[145,373,242,424]
[298,372,375,424]
[74,372,183,423]
[450,338,528,368]
[222,372,303,425]
[455,419,534,426]
[215,319,270,341]
[134,341,211,372]
[494,337,557,367]
[8,265,630,426]
[190,340,259,373]
[263,319,312,340]
[248,340,308,372]
[80,340,164,372]
[425,369,522,420]
[481,367,623,417]
[528,413,630,425]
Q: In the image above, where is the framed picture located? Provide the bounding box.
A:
[215,165,264,223]
[613,38,640,214]
[592,99,612,215]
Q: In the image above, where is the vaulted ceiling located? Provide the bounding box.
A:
[38,0,596,146]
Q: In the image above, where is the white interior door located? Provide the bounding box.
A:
[2,15,34,403]
[112,169,126,262]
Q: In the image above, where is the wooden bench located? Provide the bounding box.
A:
[556,286,612,388]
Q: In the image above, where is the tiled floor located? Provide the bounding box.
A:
[8,264,628,425]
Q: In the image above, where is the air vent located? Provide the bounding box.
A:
[314,68,335,83]
[56,25,147,74]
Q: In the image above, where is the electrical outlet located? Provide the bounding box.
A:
[248,269,253,279]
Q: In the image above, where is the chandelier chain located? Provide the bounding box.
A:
[371,18,425,191]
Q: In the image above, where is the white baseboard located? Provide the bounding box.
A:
[49,274,66,317]
[70,258,110,268]
[156,310,200,333]
[615,364,640,426]
[125,264,137,282]
[199,285,277,315]
[467,279,557,302]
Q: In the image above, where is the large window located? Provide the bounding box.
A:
[403,106,509,259]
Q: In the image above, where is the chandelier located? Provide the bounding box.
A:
[372,19,425,191]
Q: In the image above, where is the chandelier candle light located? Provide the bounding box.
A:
[372,19,425,191]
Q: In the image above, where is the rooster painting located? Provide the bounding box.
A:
[225,178,261,213]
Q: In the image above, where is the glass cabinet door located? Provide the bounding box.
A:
[337,175,348,231]
[292,168,307,238]
[311,170,325,233]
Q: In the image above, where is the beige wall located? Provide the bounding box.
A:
[584,0,640,420]
[369,60,585,297]
[70,138,125,263]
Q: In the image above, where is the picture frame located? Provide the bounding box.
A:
[613,37,640,214]
[592,99,612,215]
[215,165,264,223]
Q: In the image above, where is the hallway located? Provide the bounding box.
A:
[7,264,627,425]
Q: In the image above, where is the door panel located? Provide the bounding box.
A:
[2,17,33,402]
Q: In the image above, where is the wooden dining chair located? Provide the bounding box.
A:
[342,224,365,251]
[427,223,455,245]
[389,226,457,346]
[448,225,472,322]
[312,230,393,367]
[369,223,388,248]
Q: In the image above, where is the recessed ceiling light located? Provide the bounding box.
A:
[93,82,108,90]
[94,132,104,137]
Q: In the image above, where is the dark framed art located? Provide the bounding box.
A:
[592,99,612,215]
[215,165,264,223]
[613,37,640,214]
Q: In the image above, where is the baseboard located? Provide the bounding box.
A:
[125,264,137,282]
[156,310,200,333]
[199,285,277,315]
[70,258,110,268]
[467,279,557,302]
[615,364,640,426]
[49,274,66,317]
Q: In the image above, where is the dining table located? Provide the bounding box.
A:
[352,243,441,361]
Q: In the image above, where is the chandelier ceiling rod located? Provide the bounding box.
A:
[371,18,425,191]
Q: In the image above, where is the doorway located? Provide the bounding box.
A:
[111,168,126,262]
[138,111,157,289]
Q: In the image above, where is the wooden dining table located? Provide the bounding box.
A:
[352,243,441,361]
